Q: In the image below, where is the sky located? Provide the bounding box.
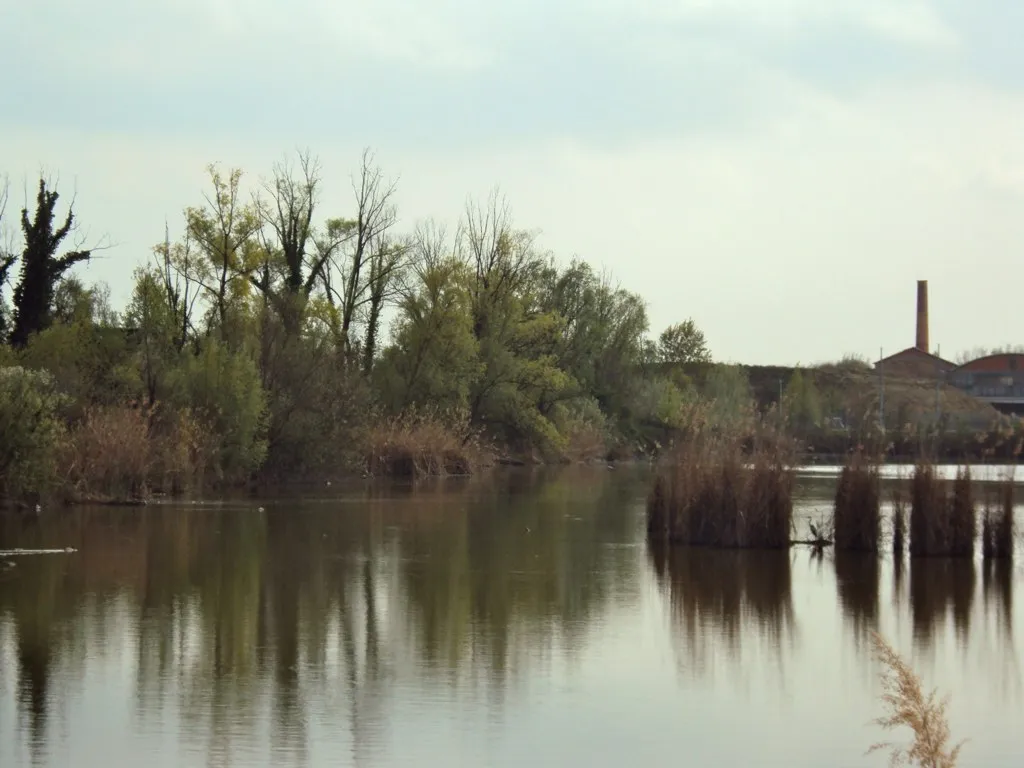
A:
[2,0,1023,365]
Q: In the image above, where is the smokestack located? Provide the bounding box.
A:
[916,280,929,353]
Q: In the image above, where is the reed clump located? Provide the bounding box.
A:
[893,488,907,557]
[869,631,965,767]
[909,462,977,558]
[982,475,1015,561]
[364,408,489,478]
[646,428,794,549]
[833,450,881,552]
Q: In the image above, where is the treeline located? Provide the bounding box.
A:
[0,151,734,504]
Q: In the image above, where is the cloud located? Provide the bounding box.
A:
[4,0,1024,364]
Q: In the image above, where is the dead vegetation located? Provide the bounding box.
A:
[982,475,1015,561]
[833,451,882,552]
[647,426,794,549]
[909,462,977,558]
[364,409,491,478]
[869,631,965,767]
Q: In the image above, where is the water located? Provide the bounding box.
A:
[0,465,1022,767]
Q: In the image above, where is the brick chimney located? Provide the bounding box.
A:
[916,280,929,353]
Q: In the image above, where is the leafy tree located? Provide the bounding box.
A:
[10,178,92,348]
[783,368,823,436]
[704,364,755,429]
[0,366,65,502]
[657,319,710,365]
[168,338,268,483]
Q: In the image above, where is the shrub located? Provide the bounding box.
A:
[0,366,65,503]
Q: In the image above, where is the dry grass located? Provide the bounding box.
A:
[647,427,794,549]
[364,409,490,478]
[909,462,977,558]
[59,404,213,501]
[834,451,882,552]
[60,405,153,501]
[869,631,965,767]
[982,475,1015,561]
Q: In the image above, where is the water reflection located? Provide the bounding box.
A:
[834,551,880,642]
[648,544,794,682]
[0,466,647,767]
[910,559,976,646]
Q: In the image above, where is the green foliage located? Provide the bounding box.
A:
[783,368,823,435]
[0,366,65,502]
[703,364,755,430]
[10,178,92,348]
[168,338,268,483]
[657,319,711,365]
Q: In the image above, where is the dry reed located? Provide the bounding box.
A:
[364,409,489,478]
[869,631,965,767]
[833,451,881,552]
[982,475,1015,561]
[893,488,907,557]
[646,428,794,549]
[909,462,977,558]
[61,405,152,501]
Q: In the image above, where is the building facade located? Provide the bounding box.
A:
[947,353,1024,411]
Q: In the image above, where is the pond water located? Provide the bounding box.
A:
[1,465,1022,767]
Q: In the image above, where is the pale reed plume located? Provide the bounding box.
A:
[868,631,966,768]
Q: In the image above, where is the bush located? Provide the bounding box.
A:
[910,462,977,558]
[169,339,268,484]
[0,366,65,504]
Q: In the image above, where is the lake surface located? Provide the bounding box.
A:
[1,465,1022,767]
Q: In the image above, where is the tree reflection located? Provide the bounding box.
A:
[0,465,648,767]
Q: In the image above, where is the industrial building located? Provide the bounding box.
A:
[875,280,1024,414]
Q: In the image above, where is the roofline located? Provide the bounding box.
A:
[875,347,955,367]
[952,351,1024,372]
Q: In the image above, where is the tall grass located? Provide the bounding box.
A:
[364,409,490,478]
[909,462,977,558]
[982,475,1015,561]
[869,631,965,767]
[647,427,794,549]
[833,451,881,552]
[59,404,212,501]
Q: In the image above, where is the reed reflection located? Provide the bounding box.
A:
[909,558,976,646]
[834,551,880,642]
[648,544,794,682]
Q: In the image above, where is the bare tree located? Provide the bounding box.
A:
[153,223,203,352]
[0,175,15,339]
[457,188,538,340]
[322,149,400,362]
[361,233,411,374]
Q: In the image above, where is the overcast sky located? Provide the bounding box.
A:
[3,0,1022,365]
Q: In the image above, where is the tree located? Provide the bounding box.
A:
[9,178,92,348]
[783,368,822,436]
[0,176,16,339]
[658,319,710,365]
[184,164,263,342]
